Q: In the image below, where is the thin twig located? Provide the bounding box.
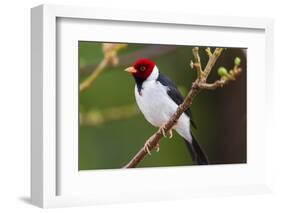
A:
[80,46,177,75]
[202,48,223,81]
[80,43,127,92]
[198,67,242,90]
[192,47,203,80]
[124,47,242,168]
[80,58,109,92]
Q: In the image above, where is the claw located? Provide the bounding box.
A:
[161,127,167,137]
[155,143,160,152]
[144,141,161,154]
[168,129,173,139]
[161,127,173,139]
[144,142,151,155]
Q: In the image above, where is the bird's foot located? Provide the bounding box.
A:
[155,143,160,152]
[160,127,173,139]
[144,141,161,155]
[144,141,151,155]
[167,129,173,139]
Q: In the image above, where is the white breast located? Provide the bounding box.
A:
[135,80,192,142]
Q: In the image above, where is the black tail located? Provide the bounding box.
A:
[184,133,209,165]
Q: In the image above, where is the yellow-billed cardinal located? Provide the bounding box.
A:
[125,58,208,165]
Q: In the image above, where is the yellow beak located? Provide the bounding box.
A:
[124,66,137,74]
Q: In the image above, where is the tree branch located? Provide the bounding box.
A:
[191,47,203,80]
[203,48,223,81]
[80,43,127,92]
[123,47,242,168]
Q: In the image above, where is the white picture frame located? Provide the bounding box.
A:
[31,4,274,208]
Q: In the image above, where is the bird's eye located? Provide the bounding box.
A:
[140,66,146,72]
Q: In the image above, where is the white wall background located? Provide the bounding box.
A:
[0,0,280,212]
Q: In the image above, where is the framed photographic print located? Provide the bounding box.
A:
[31,4,274,208]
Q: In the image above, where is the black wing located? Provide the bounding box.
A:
[157,72,197,129]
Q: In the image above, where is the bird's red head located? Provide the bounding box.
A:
[125,58,156,80]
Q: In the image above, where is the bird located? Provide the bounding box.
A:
[124,58,208,165]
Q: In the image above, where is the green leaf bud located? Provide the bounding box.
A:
[234,57,241,66]
[218,67,229,77]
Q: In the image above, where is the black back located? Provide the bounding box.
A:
[157,72,197,129]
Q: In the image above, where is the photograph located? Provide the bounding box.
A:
[27,3,277,209]
[79,41,247,170]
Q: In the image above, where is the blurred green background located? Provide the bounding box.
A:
[79,42,247,170]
